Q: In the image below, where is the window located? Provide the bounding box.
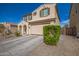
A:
[28,15,32,20]
[23,17,27,21]
[75,7,78,14]
[40,8,50,17]
[76,10,77,14]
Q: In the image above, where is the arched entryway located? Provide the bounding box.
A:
[23,25,27,33]
[19,25,22,32]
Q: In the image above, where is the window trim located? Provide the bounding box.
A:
[28,14,32,20]
[40,8,50,17]
[23,17,27,21]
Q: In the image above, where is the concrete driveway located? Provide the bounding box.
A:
[0,35,43,56]
[0,35,79,56]
[28,35,79,56]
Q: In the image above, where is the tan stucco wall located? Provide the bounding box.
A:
[18,21,28,35]
[76,4,79,34]
[11,26,17,33]
[70,4,79,34]
[70,4,77,27]
[27,4,57,22]
[4,23,11,30]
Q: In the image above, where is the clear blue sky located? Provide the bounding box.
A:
[57,3,71,27]
[0,3,71,27]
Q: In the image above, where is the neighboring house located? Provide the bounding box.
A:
[70,3,79,36]
[0,24,5,33]
[18,3,60,35]
[1,22,17,33]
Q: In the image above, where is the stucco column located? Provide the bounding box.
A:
[18,25,20,31]
[22,25,24,35]
[26,22,29,35]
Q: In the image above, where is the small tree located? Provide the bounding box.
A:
[43,25,60,45]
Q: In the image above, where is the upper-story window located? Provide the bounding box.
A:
[40,8,50,17]
[28,14,32,20]
[23,17,27,21]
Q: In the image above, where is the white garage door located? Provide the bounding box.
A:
[30,25,43,35]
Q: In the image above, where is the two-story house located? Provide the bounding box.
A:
[18,3,60,35]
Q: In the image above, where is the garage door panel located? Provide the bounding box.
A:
[30,25,43,35]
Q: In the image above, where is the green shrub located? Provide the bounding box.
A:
[15,31,21,37]
[43,25,60,45]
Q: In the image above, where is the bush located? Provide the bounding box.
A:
[43,25,60,45]
[15,31,21,37]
